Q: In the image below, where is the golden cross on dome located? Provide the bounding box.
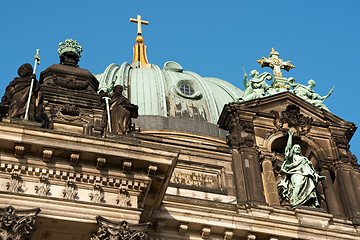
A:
[129,15,149,35]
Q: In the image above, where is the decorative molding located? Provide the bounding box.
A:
[91,216,150,240]
[201,226,211,239]
[63,178,78,200]
[123,161,132,172]
[34,174,51,196]
[0,206,40,240]
[178,223,188,234]
[6,169,22,193]
[14,145,25,158]
[247,233,257,240]
[147,165,157,176]
[70,153,80,166]
[89,182,105,203]
[96,157,106,170]
[42,149,53,162]
[224,230,234,240]
[0,163,149,191]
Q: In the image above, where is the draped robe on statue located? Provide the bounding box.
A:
[1,63,43,121]
[279,131,324,208]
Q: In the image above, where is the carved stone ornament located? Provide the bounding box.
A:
[270,105,312,136]
[14,145,25,158]
[89,182,105,203]
[63,178,78,200]
[56,105,84,123]
[91,216,150,240]
[0,206,40,240]
[116,186,131,207]
[226,116,255,148]
[42,149,53,162]
[6,169,22,193]
[34,174,51,196]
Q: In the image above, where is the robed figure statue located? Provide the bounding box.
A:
[0,63,43,121]
[102,85,138,135]
[238,70,273,102]
[279,130,325,208]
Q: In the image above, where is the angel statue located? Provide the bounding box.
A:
[238,70,273,102]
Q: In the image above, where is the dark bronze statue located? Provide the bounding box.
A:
[102,85,138,135]
[0,63,43,121]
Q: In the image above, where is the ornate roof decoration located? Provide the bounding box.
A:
[57,39,83,58]
[257,48,294,90]
[129,15,151,68]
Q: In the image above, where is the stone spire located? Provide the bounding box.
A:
[129,15,151,68]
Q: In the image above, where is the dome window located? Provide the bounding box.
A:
[179,84,195,96]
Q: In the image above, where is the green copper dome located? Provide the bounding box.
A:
[95,61,243,138]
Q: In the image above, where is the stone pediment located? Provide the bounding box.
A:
[219,91,356,142]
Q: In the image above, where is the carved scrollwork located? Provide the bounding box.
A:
[0,206,40,240]
[91,216,150,240]
[270,105,312,136]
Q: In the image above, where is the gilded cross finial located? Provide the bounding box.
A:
[129,15,149,35]
[257,48,294,78]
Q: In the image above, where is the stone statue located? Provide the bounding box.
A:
[238,70,273,102]
[288,78,334,111]
[101,85,138,135]
[0,63,43,121]
[279,130,325,208]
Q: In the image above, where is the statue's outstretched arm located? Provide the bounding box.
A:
[285,130,294,158]
[315,85,335,101]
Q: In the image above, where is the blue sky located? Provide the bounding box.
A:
[1,1,359,159]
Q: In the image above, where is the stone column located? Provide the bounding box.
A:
[260,152,280,206]
[0,206,40,240]
[320,169,343,217]
[230,118,266,205]
[218,106,266,205]
[334,163,360,223]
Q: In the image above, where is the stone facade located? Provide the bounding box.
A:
[0,42,359,240]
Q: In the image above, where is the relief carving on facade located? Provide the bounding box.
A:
[226,115,255,148]
[63,178,78,200]
[34,174,51,196]
[333,137,359,167]
[116,186,131,207]
[270,105,312,136]
[0,206,40,240]
[170,168,218,189]
[91,216,150,240]
[89,182,105,203]
[6,169,22,193]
